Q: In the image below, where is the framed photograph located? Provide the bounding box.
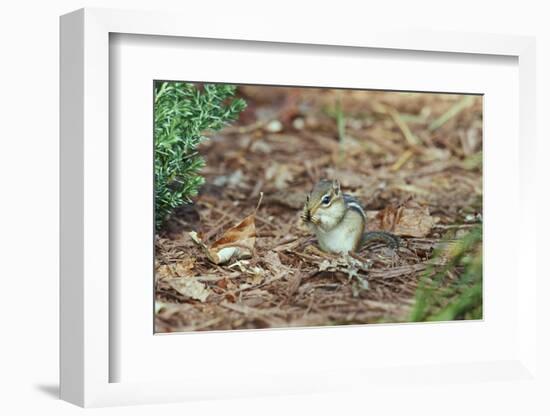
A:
[60,8,538,408]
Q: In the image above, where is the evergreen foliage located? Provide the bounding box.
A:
[154,81,246,229]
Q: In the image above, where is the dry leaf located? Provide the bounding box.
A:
[189,213,256,265]
[156,264,173,280]
[155,258,196,281]
[263,251,283,270]
[173,258,195,276]
[169,277,210,302]
[318,254,370,289]
[246,266,264,285]
[228,261,265,285]
[369,203,436,237]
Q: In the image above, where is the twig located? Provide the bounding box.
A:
[428,95,476,132]
[387,106,421,147]
[221,119,268,135]
[390,149,415,171]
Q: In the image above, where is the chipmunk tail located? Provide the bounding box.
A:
[361,231,400,249]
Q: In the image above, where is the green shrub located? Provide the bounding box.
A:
[154,81,246,229]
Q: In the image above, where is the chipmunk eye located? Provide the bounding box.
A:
[321,195,331,205]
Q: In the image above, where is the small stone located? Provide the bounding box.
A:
[292,117,305,130]
[265,119,283,133]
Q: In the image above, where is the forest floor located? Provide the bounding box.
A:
[155,86,483,332]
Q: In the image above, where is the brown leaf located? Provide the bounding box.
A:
[263,251,283,270]
[156,264,173,280]
[189,213,256,265]
[169,277,210,302]
[173,258,196,276]
[369,204,436,238]
[225,292,237,302]
[155,258,196,281]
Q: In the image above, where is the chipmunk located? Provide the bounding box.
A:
[301,179,399,254]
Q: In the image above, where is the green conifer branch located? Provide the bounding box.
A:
[154,82,246,229]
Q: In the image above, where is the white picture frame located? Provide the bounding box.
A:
[60,7,538,408]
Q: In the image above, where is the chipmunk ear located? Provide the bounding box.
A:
[332,179,341,195]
